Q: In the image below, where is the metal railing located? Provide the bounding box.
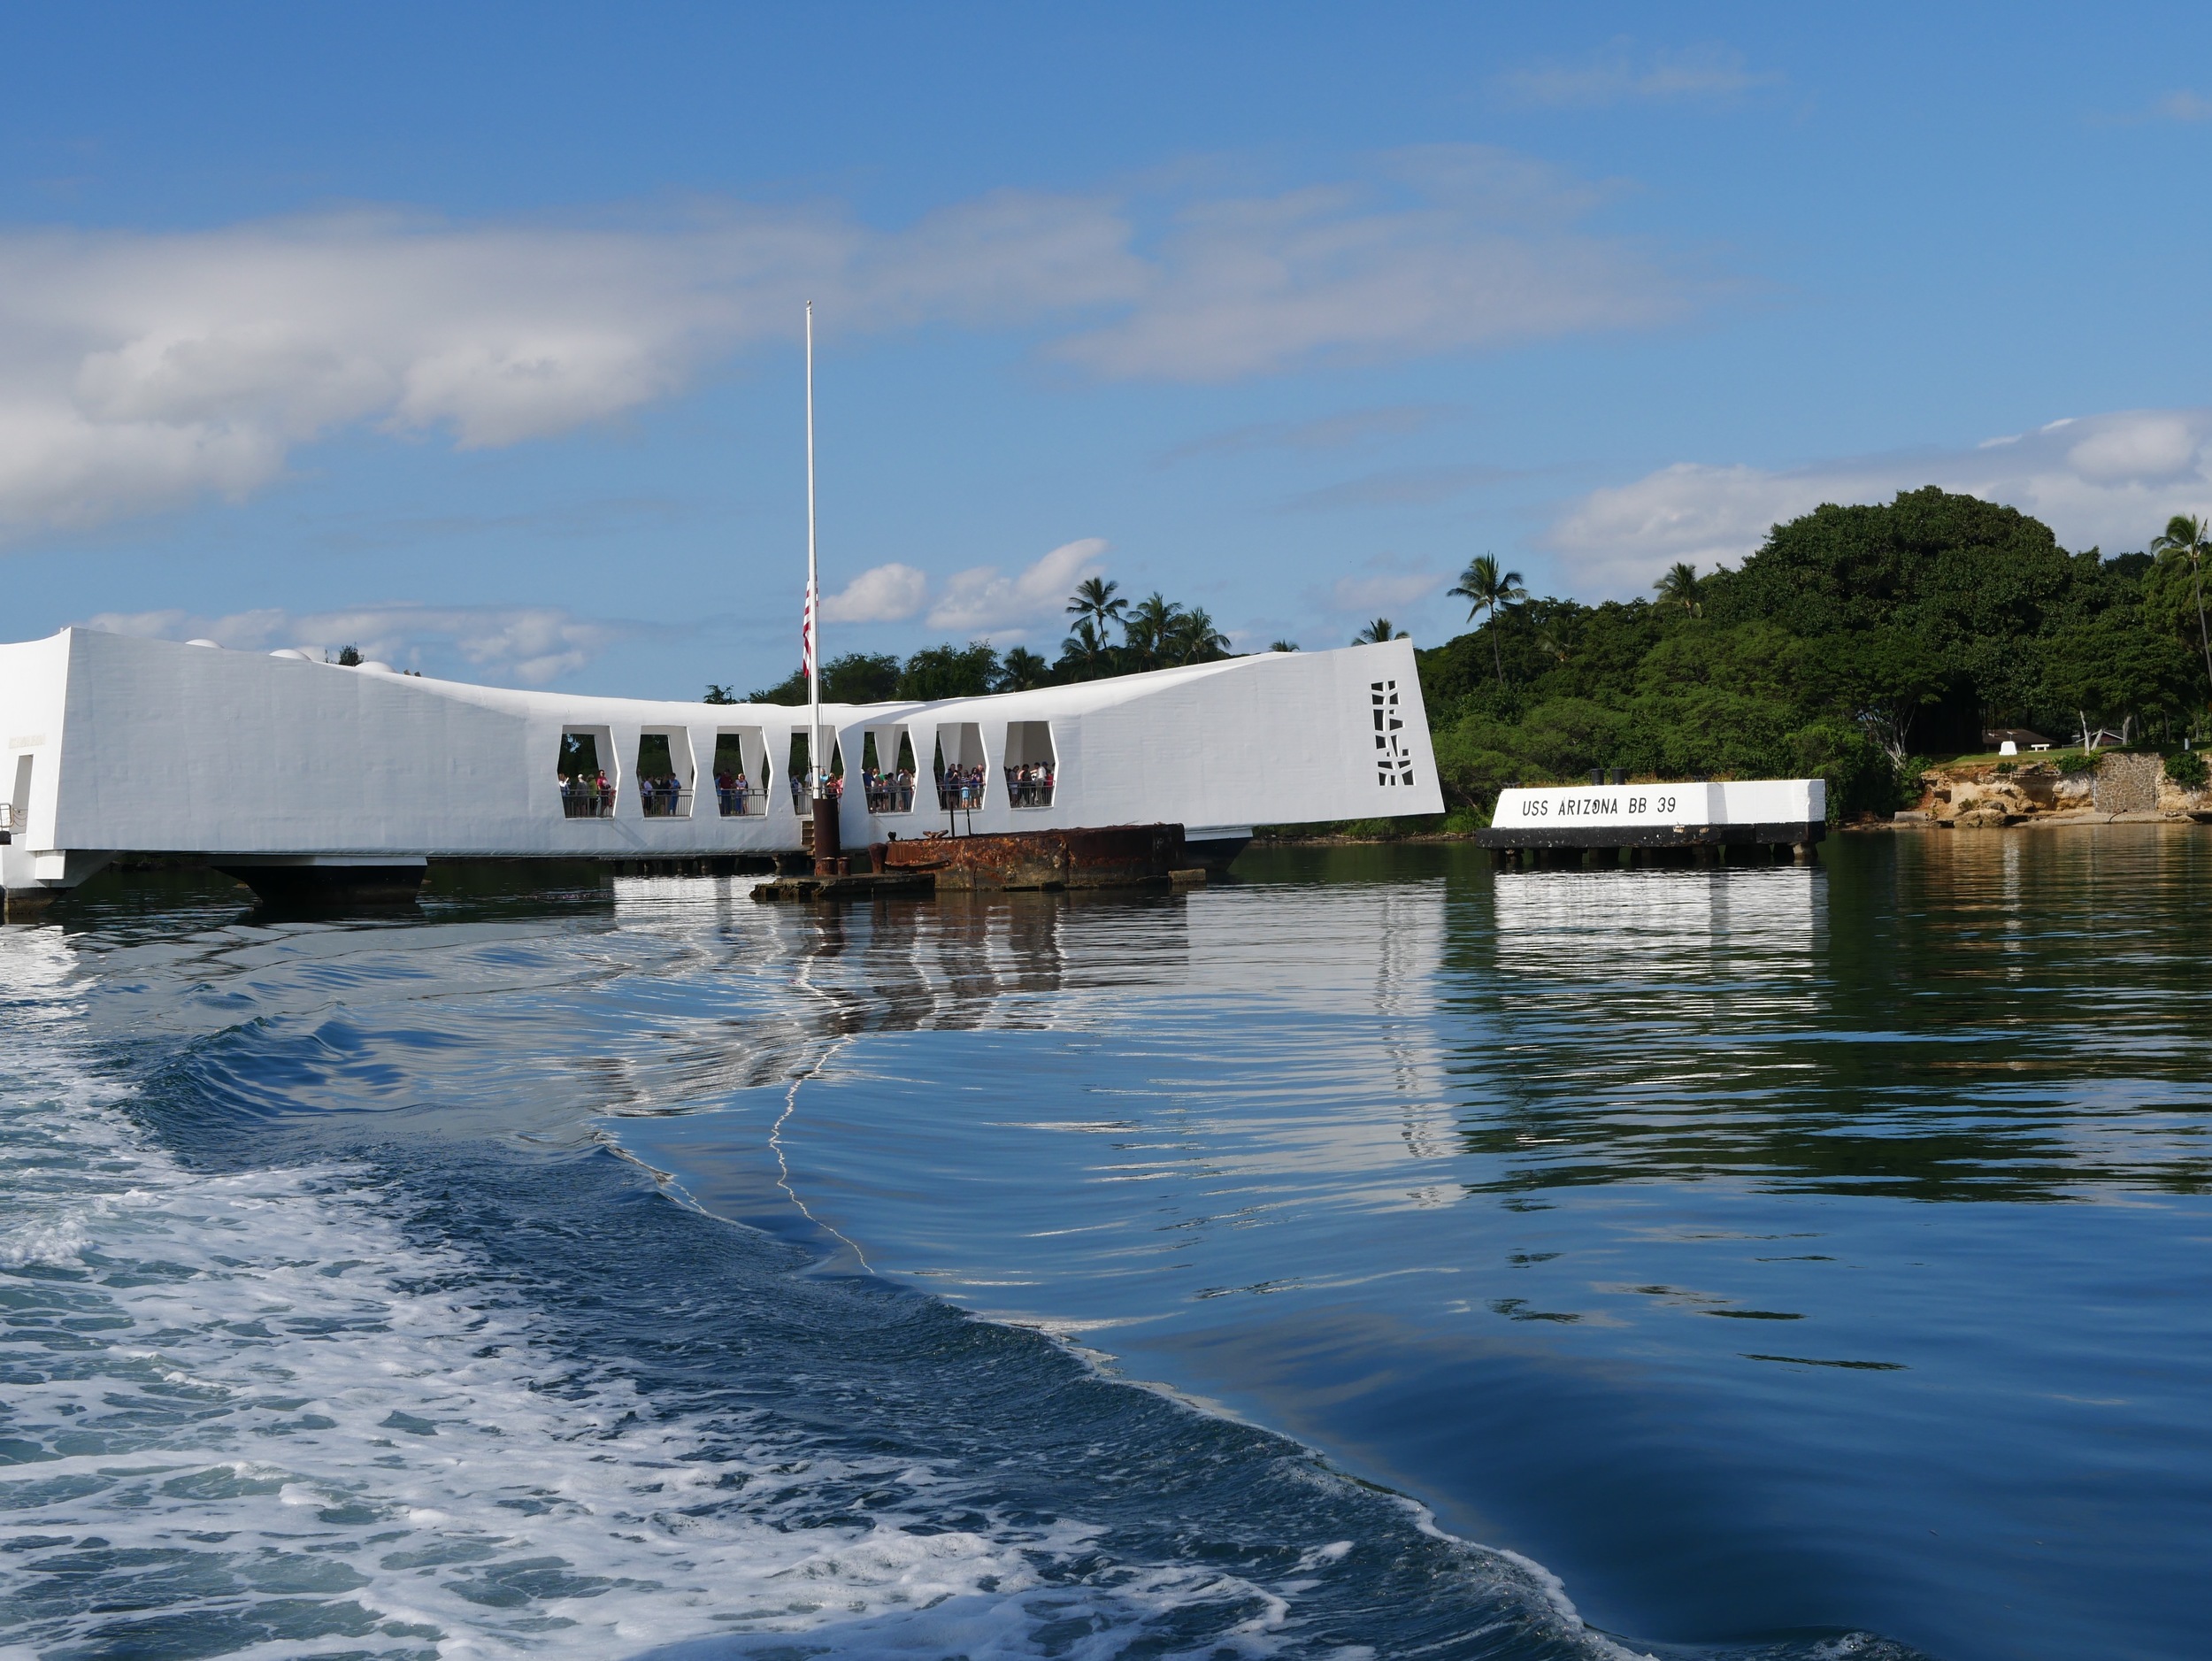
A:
[713,782,764,817]
[790,774,846,811]
[637,781,691,819]
[559,782,616,819]
[935,771,987,811]
[1005,766,1056,809]
[864,773,916,814]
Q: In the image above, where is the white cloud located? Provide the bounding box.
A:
[1498,40,1781,109]
[819,562,928,624]
[1543,407,2212,598]
[0,149,1693,541]
[925,538,1107,636]
[1051,150,1681,381]
[81,601,619,685]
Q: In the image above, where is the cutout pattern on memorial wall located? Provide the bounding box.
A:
[1371,679,1416,787]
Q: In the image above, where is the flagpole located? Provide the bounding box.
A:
[801,309,841,875]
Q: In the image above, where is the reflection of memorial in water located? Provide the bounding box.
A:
[1490,865,1824,987]
[608,873,1187,1047]
[1463,867,1842,1198]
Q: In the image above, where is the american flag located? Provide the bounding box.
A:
[801,579,816,679]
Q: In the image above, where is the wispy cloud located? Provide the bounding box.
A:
[1498,40,1780,110]
[0,149,1696,542]
[2150,89,2212,122]
[1305,554,1445,627]
[1052,147,1684,381]
[926,538,1106,637]
[1542,407,2212,598]
[81,601,622,684]
[1161,403,1460,465]
[1284,462,1522,512]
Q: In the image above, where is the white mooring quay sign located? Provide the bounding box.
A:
[1494,779,1824,831]
[1476,778,1827,861]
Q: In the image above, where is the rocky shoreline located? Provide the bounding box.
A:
[1877,750,2212,830]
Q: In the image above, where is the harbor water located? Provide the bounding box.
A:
[3,829,2208,1659]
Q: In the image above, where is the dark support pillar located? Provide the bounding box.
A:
[1793,840,1815,865]
[812,795,842,875]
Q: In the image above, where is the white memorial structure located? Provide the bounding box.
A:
[0,629,1443,909]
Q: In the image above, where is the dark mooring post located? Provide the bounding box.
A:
[813,794,842,875]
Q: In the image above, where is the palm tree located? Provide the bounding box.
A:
[1270,640,1300,653]
[1066,576,1128,635]
[1534,622,1570,665]
[1169,607,1231,665]
[1448,553,1526,686]
[996,646,1049,691]
[2152,514,2212,693]
[1058,617,1112,681]
[1353,618,1409,644]
[1654,561,1702,617]
[1123,591,1184,671]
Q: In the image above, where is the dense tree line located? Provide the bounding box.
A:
[716,579,1236,706]
[707,488,2209,827]
[1421,488,2212,820]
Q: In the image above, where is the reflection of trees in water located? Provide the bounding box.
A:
[1453,838,2212,1203]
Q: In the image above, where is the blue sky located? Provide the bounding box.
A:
[4,3,2212,695]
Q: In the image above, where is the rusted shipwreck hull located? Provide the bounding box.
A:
[882,823,1186,889]
[754,823,1192,900]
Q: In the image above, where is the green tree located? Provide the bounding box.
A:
[1653,562,1702,616]
[1168,606,1231,665]
[2038,606,2196,747]
[2150,513,2212,693]
[1270,640,1300,652]
[996,646,1049,691]
[741,650,901,706]
[1353,617,1409,644]
[899,641,1002,700]
[1066,575,1128,635]
[746,666,807,704]
[1056,617,1116,681]
[703,684,739,705]
[1123,592,1185,671]
[1447,554,1526,686]
[822,652,902,703]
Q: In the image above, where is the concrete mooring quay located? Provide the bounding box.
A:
[1475,777,1828,869]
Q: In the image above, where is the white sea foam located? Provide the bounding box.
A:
[0,919,1639,1661]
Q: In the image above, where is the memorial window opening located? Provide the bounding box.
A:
[635,730,694,819]
[787,729,846,812]
[1002,720,1056,808]
[861,728,916,814]
[711,729,766,816]
[933,723,987,813]
[557,727,616,819]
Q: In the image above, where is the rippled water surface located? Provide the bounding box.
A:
[4,831,2208,1660]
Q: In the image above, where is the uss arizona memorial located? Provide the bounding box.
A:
[0,627,1444,908]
